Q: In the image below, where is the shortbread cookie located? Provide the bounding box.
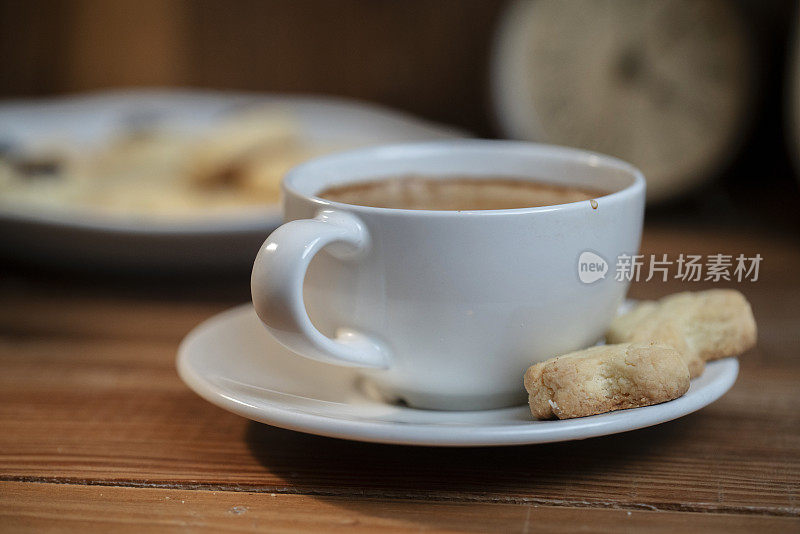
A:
[607,289,757,377]
[524,343,690,420]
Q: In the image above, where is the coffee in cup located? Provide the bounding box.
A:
[317,175,604,211]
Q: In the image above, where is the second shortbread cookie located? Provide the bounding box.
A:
[524,343,690,420]
[606,289,757,377]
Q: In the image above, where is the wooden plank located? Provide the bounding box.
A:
[0,228,798,518]
[0,334,796,516]
[1,482,797,533]
[0,0,70,97]
[62,0,190,91]
[0,296,224,343]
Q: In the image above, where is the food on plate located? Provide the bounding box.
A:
[524,342,690,420]
[0,105,330,218]
[524,290,756,420]
[606,289,756,378]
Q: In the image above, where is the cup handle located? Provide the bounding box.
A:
[251,209,391,369]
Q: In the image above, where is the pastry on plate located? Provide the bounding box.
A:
[524,342,690,420]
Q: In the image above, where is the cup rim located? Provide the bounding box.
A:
[283,140,646,216]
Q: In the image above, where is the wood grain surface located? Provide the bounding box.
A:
[3,482,797,534]
[1,225,799,532]
[0,0,505,136]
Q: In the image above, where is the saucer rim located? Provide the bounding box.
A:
[177,304,739,447]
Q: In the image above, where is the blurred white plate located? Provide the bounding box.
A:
[0,89,467,271]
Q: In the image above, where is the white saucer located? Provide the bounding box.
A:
[177,304,738,447]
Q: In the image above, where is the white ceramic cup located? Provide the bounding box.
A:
[251,140,645,410]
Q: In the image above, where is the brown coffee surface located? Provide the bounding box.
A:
[317,175,603,210]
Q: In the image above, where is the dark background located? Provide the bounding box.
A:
[1,0,799,234]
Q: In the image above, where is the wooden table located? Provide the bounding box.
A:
[1,224,798,532]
